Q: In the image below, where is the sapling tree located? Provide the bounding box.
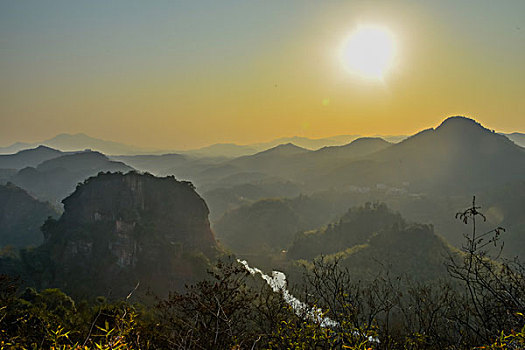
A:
[447,196,525,344]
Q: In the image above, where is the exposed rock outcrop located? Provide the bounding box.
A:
[19,172,218,299]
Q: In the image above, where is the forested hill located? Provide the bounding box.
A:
[319,116,525,193]
[1,172,220,299]
[0,183,59,248]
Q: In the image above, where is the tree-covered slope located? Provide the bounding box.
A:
[288,202,456,281]
[0,183,59,248]
[214,196,335,255]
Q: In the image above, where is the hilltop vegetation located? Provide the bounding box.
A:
[215,197,459,284]
[2,230,524,349]
[289,202,404,260]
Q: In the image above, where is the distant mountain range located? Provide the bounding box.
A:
[0,145,63,170]
[2,117,523,198]
[192,136,394,187]
[0,133,158,156]
[1,115,524,267]
[503,132,525,148]
[0,133,410,157]
[2,129,522,158]
[316,117,525,194]
[173,135,387,158]
[6,150,133,204]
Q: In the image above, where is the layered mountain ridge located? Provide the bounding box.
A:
[319,116,525,193]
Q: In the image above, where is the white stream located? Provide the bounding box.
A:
[238,259,337,327]
[238,259,379,343]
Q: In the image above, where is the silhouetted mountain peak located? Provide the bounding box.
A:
[36,150,106,169]
[35,151,133,174]
[16,145,61,155]
[0,133,158,155]
[391,116,507,152]
[0,145,64,170]
[48,133,109,144]
[436,116,485,132]
[276,142,303,149]
[432,117,524,151]
[75,149,107,158]
[430,116,521,152]
[30,145,59,151]
[333,116,525,194]
[347,137,390,146]
[313,137,391,158]
[257,143,308,156]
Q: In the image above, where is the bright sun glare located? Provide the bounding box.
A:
[341,25,396,80]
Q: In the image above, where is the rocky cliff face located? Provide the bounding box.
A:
[27,172,217,299]
[57,171,215,249]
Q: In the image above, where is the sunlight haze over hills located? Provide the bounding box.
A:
[1,0,524,149]
[1,2,525,345]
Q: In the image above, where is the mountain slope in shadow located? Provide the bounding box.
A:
[0,146,63,170]
[316,116,525,194]
[10,151,133,204]
[0,183,59,248]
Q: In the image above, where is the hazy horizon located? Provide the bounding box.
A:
[1,115,524,152]
[1,1,524,149]
[1,2,524,346]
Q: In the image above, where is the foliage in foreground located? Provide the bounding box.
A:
[1,198,525,349]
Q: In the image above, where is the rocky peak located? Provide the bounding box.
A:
[58,171,215,249]
[35,171,217,298]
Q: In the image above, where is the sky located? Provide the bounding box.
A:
[1,0,524,149]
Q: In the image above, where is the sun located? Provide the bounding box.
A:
[341,25,396,80]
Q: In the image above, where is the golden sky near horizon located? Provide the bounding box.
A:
[1,1,524,149]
